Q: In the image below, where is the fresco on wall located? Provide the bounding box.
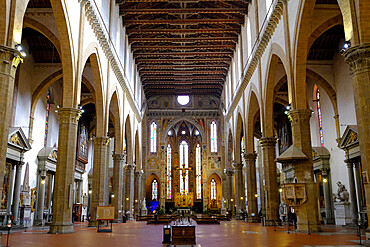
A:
[147,95,220,110]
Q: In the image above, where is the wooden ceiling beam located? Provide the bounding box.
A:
[142,75,225,80]
[129,37,238,43]
[120,8,247,15]
[138,65,229,70]
[140,70,227,75]
[124,18,244,25]
[143,80,224,84]
[136,58,231,64]
[127,28,240,35]
[131,44,236,50]
[134,51,233,57]
[118,0,249,3]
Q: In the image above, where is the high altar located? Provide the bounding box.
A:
[175,192,194,207]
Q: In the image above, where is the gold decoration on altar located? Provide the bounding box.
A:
[175,192,194,207]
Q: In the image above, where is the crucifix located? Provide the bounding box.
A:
[177,164,191,194]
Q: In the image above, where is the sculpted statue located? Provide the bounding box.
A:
[333,181,349,202]
[142,198,147,210]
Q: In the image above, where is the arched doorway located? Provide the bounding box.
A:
[208,173,222,210]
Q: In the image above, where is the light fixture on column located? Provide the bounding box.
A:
[255,194,258,198]
[279,188,283,193]
[111,194,115,198]
[230,198,234,202]
[323,178,328,183]
[284,104,291,115]
[15,44,27,57]
[240,197,244,200]
[126,197,129,201]
[341,41,351,53]
[41,179,45,185]
[89,190,92,194]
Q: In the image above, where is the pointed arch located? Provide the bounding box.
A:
[125,115,133,164]
[23,17,61,56]
[50,0,76,107]
[264,52,287,136]
[160,117,205,143]
[234,112,244,164]
[246,89,261,153]
[81,45,105,136]
[134,129,141,169]
[109,90,122,154]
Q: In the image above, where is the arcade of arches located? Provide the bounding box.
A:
[0,0,370,246]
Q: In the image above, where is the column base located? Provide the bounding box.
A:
[296,222,321,233]
[48,223,74,234]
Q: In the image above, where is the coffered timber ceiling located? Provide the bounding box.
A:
[118,0,250,98]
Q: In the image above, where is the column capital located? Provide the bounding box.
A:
[112,153,126,162]
[225,167,234,176]
[243,152,257,162]
[134,170,144,176]
[343,43,370,75]
[126,164,136,171]
[93,136,110,147]
[57,107,83,125]
[0,45,24,79]
[232,162,243,170]
[259,137,277,146]
[287,109,312,125]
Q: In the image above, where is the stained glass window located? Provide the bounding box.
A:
[44,90,50,146]
[166,145,172,199]
[241,136,245,154]
[179,140,189,194]
[152,179,158,200]
[196,144,202,199]
[150,122,157,153]
[210,178,216,200]
[316,88,324,146]
[123,137,126,152]
[210,121,217,153]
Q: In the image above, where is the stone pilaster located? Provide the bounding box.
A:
[0,46,23,194]
[134,170,143,216]
[346,162,358,223]
[12,162,23,224]
[343,43,370,236]
[125,164,135,219]
[233,162,245,214]
[35,169,46,225]
[288,109,321,232]
[244,153,259,222]
[260,137,279,223]
[88,136,110,227]
[6,164,15,221]
[225,168,234,212]
[49,107,82,234]
[321,169,335,224]
[112,153,126,222]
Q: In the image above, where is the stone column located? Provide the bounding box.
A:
[346,162,358,222]
[12,162,23,224]
[88,136,110,227]
[0,46,23,194]
[125,164,135,219]
[49,108,82,234]
[343,44,370,236]
[225,168,234,213]
[6,165,16,218]
[244,153,259,222]
[134,170,143,216]
[288,109,320,232]
[322,169,334,224]
[233,162,244,215]
[112,153,125,222]
[257,143,265,215]
[260,137,279,223]
[122,165,126,212]
[35,169,46,225]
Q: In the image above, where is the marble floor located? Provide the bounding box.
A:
[1,220,365,247]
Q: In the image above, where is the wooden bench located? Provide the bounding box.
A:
[147,215,174,224]
[192,214,220,224]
